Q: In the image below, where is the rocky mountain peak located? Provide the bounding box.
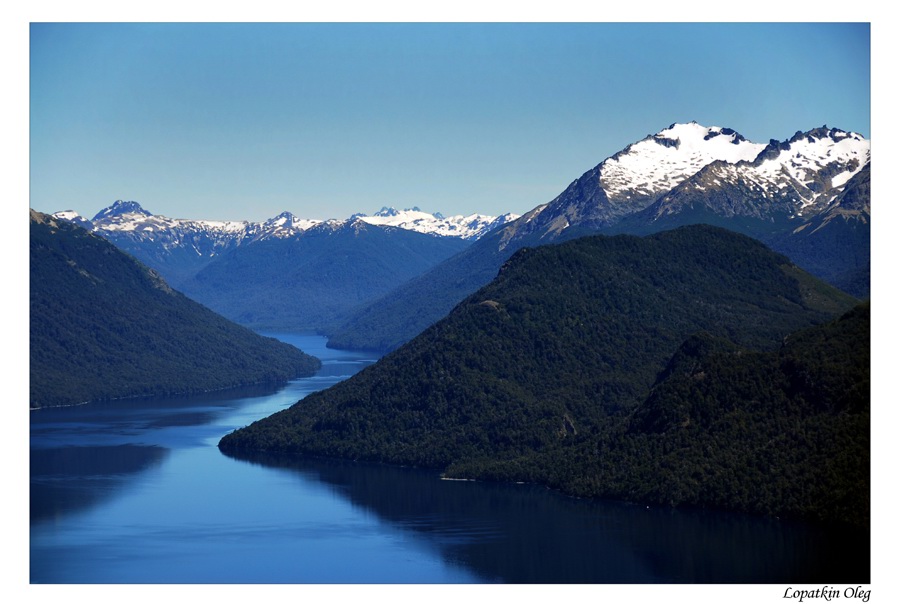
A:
[92,200,150,222]
[264,211,295,226]
[787,126,864,146]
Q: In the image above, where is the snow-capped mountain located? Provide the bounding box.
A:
[51,121,870,349]
[353,206,518,240]
[259,211,321,238]
[51,209,94,230]
[60,199,311,247]
[606,126,871,296]
[56,200,514,248]
[90,199,152,223]
[497,122,868,249]
[52,200,514,291]
[53,201,267,286]
[328,122,871,352]
[600,122,766,213]
[497,122,771,247]
[641,126,870,224]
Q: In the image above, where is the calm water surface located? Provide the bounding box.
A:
[30,334,869,584]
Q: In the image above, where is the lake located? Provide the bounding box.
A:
[30,334,869,584]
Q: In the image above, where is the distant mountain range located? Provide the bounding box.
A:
[220,225,867,526]
[54,202,517,286]
[53,202,517,331]
[327,122,870,351]
[30,210,321,408]
[59,201,517,243]
[178,218,474,331]
[54,200,517,330]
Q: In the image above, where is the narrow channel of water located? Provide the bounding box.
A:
[30,333,869,584]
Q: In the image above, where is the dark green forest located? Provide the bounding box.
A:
[220,225,867,526]
[30,210,321,408]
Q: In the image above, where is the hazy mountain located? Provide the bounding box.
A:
[53,201,515,331]
[177,218,473,332]
[53,201,516,289]
[30,210,320,408]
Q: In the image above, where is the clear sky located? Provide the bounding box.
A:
[30,22,871,223]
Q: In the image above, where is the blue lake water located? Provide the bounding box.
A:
[30,334,869,584]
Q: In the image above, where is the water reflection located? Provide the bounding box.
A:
[29,384,293,526]
[30,334,869,584]
[223,451,870,584]
[30,444,169,524]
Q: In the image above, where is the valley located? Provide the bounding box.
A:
[34,120,872,583]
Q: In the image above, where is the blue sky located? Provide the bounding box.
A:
[30,22,871,222]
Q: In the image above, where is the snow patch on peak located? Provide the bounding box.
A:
[264,211,294,228]
[258,211,320,237]
[600,123,765,207]
[751,128,870,207]
[52,210,94,230]
[357,207,519,240]
[52,210,83,222]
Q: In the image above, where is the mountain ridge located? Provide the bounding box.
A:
[328,122,870,351]
[53,201,517,293]
[57,201,518,246]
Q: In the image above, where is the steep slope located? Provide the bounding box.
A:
[30,210,321,408]
[326,124,760,351]
[178,219,471,331]
[769,163,870,298]
[220,225,862,523]
[329,123,869,351]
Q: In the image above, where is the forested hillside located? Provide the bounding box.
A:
[220,225,866,525]
[30,210,321,408]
